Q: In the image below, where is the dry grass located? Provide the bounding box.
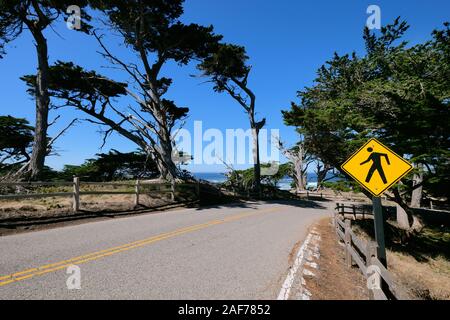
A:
[0,182,196,221]
[352,219,450,300]
[388,251,450,300]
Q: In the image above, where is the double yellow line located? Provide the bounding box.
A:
[0,207,279,288]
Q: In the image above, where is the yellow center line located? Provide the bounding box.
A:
[0,207,279,287]
[0,220,218,280]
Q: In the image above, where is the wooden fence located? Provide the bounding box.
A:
[297,191,382,202]
[335,202,397,220]
[335,203,374,220]
[0,177,200,212]
[333,208,407,300]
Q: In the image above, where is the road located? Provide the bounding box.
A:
[0,200,329,299]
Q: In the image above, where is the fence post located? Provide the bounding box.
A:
[352,204,357,220]
[334,213,339,235]
[134,179,140,207]
[366,242,378,300]
[72,176,80,212]
[344,219,352,268]
[334,204,339,228]
[171,180,175,202]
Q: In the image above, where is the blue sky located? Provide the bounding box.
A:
[1,0,448,173]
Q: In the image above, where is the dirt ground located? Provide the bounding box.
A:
[304,218,370,300]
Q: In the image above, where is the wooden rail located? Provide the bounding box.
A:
[0,192,73,200]
[333,210,407,300]
[335,203,373,220]
[0,177,201,212]
[297,191,377,202]
[0,181,73,186]
[335,202,397,221]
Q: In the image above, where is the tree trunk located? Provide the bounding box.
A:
[293,149,305,192]
[28,29,50,180]
[155,126,178,182]
[316,164,327,190]
[393,187,423,233]
[251,126,261,194]
[302,173,307,190]
[410,163,423,208]
[282,143,306,193]
[396,203,411,230]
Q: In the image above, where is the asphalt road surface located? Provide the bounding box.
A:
[0,200,330,299]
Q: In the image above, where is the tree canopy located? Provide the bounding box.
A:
[282,19,450,204]
[199,44,250,93]
[0,116,34,169]
[59,150,159,181]
[82,0,221,181]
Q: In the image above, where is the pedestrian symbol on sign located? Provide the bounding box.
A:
[360,148,390,184]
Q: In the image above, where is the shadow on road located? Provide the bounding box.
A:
[189,199,328,211]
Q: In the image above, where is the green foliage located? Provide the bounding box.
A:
[37,166,60,181]
[59,150,158,181]
[93,0,221,65]
[322,180,363,193]
[282,19,450,200]
[0,116,33,166]
[91,0,221,128]
[21,61,128,101]
[224,163,291,191]
[198,43,250,92]
[0,116,58,178]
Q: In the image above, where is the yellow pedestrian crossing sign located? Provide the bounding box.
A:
[341,138,413,197]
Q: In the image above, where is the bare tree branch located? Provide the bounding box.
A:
[46,118,79,152]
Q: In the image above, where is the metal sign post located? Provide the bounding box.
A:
[372,196,386,266]
[372,195,396,299]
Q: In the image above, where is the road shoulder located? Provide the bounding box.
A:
[288,217,370,300]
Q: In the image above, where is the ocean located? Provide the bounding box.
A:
[192,172,325,190]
